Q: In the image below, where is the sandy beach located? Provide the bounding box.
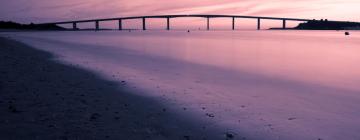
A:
[0,36,226,140]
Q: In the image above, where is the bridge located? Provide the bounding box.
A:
[39,14,325,30]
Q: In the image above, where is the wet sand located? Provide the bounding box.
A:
[0,37,228,140]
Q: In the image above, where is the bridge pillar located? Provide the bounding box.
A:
[142,18,146,30]
[232,17,235,30]
[207,17,210,30]
[166,17,170,30]
[282,19,286,29]
[257,18,261,30]
[118,19,122,30]
[72,22,77,30]
[95,21,99,30]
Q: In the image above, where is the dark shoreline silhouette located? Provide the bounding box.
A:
[0,21,66,30]
[295,20,360,30]
[271,20,360,30]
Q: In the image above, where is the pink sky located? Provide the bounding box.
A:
[1,0,359,26]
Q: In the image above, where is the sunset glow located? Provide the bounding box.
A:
[1,1,360,140]
[1,0,359,23]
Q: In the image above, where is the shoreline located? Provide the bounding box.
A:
[0,37,225,140]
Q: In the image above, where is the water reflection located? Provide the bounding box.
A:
[83,30,360,91]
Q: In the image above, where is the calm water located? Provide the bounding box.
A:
[11,30,360,90]
[3,30,360,140]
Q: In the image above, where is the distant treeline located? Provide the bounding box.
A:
[295,20,360,30]
[0,21,65,30]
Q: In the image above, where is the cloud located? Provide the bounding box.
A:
[0,0,359,23]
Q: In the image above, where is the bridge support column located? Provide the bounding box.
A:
[232,17,235,30]
[257,18,261,30]
[166,17,170,30]
[207,17,210,30]
[142,18,146,30]
[282,19,286,29]
[72,22,77,30]
[95,21,99,30]
[118,19,122,30]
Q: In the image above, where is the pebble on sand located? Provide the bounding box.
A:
[205,113,215,118]
[90,113,101,121]
[8,104,20,113]
[288,117,297,120]
[225,132,235,139]
[183,135,190,140]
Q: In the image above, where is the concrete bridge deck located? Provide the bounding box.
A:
[38,14,357,30]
